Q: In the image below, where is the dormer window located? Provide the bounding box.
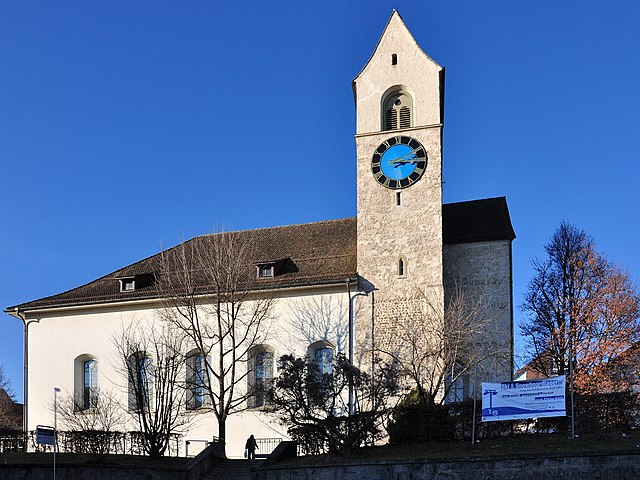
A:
[254,257,298,279]
[120,277,136,292]
[255,257,294,279]
[258,264,274,278]
[117,273,154,292]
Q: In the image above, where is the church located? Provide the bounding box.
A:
[6,11,515,458]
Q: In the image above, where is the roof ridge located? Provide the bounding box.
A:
[196,217,356,239]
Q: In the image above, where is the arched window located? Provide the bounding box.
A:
[186,350,210,410]
[383,90,412,131]
[398,256,407,277]
[308,340,335,376]
[74,354,98,411]
[248,345,274,408]
[83,359,98,409]
[315,347,333,375]
[128,351,153,412]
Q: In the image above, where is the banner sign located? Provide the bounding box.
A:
[481,375,566,422]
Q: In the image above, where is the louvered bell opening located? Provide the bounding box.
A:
[385,108,398,130]
[399,106,411,129]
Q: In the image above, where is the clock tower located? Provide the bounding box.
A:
[354,11,445,348]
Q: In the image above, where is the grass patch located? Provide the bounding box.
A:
[282,430,640,466]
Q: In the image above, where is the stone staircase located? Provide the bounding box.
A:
[205,458,264,480]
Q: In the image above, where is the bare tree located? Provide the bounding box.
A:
[0,365,19,429]
[55,389,125,433]
[114,320,191,457]
[0,365,13,397]
[378,286,507,405]
[521,222,640,394]
[53,389,126,454]
[155,231,274,452]
[283,295,348,354]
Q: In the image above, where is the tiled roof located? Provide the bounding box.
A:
[8,218,358,312]
[7,197,515,312]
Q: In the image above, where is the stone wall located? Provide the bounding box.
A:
[0,441,227,480]
[253,452,640,480]
[0,463,187,480]
[443,239,514,384]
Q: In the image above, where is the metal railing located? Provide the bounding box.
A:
[0,429,24,453]
[0,430,182,456]
[185,439,210,457]
[255,437,282,458]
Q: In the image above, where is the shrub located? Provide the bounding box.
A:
[388,401,456,444]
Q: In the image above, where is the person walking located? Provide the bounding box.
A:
[245,434,258,460]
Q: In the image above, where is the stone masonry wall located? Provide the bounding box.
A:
[253,452,640,480]
[443,239,514,384]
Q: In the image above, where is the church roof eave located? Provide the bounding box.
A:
[6,276,358,316]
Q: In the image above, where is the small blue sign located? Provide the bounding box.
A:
[36,425,56,445]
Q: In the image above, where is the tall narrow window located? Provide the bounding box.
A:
[74,354,98,411]
[398,257,407,277]
[255,351,273,407]
[383,90,412,131]
[187,352,209,409]
[128,352,153,411]
[396,191,402,206]
[83,359,98,409]
[248,346,274,408]
[391,53,398,65]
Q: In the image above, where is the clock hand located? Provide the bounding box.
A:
[388,147,420,166]
[389,159,417,168]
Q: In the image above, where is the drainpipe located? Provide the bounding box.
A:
[14,307,38,450]
[346,278,369,417]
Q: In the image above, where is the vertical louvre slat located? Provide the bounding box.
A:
[385,108,397,130]
[400,106,411,128]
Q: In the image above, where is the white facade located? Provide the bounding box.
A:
[24,285,353,457]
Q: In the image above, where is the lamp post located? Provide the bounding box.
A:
[53,387,60,480]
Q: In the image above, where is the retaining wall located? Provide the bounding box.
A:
[253,451,640,480]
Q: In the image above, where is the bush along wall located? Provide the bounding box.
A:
[387,390,640,445]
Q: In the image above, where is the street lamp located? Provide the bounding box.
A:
[53,387,60,480]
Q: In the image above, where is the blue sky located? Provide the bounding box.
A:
[2,1,640,402]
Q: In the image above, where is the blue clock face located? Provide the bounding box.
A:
[371,136,427,189]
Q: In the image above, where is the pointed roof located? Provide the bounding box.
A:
[353,9,442,89]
